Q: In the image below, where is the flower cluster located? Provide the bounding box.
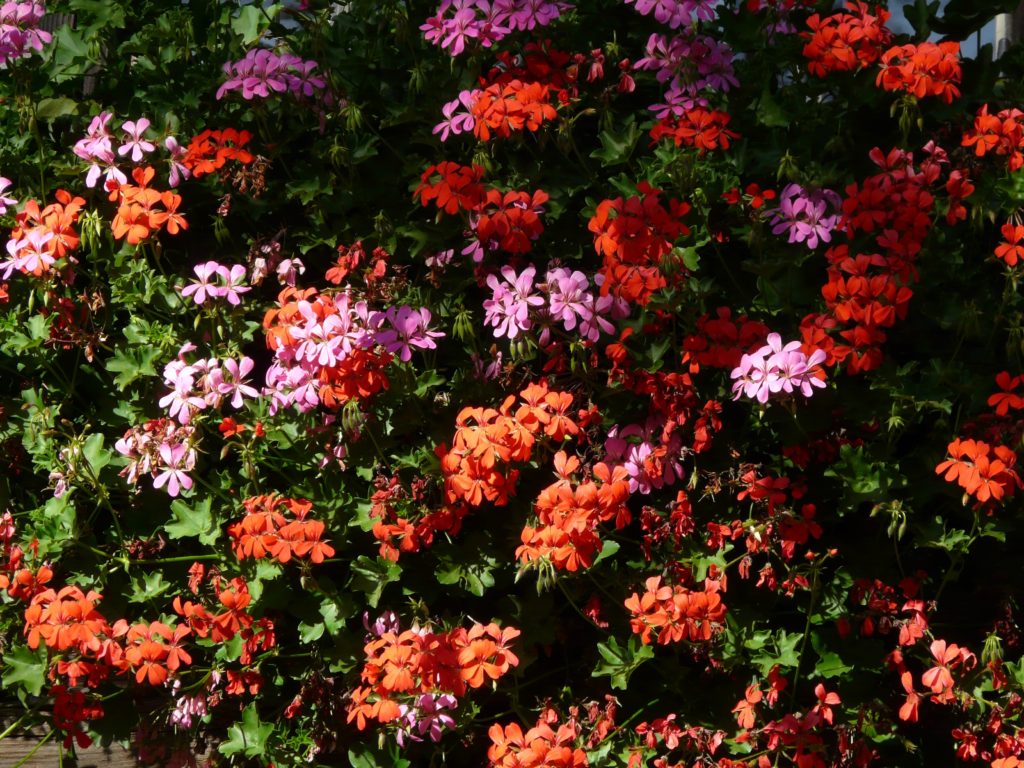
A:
[109,166,187,245]
[683,307,770,369]
[180,261,252,306]
[227,495,335,564]
[877,41,961,103]
[420,0,572,57]
[623,0,718,29]
[962,104,1024,172]
[634,30,737,119]
[216,48,327,102]
[0,1,50,67]
[115,418,197,497]
[730,333,827,403]
[649,107,738,153]
[588,181,691,305]
[802,145,950,373]
[767,183,842,250]
[625,575,727,645]
[517,450,631,572]
[487,713,589,768]
[347,617,520,741]
[159,343,260,425]
[483,264,627,343]
[1,190,84,280]
[801,1,892,77]
[935,438,1021,505]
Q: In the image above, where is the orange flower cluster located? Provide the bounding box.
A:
[124,620,192,685]
[347,620,520,730]
[649,108,739,154]
[263,286,393,409]
[472,79,558,141]
[588,181,691,305]
[173,575,275,668]
[876,41,961,103]
[962,105,1024,171]
[625,575,727,645]
[182,127,254,178]
[935,438,1021,504]
[24,585,125,687]
[369,476,468,562]
[109,166,187,245]
[802,2,893,77]
[995,222,1024,266]
[516,451,631,572]
[487,715,589,768]
[441,381,581,507]
[475,188,550,253]
[803,146,949,373]
[227,494,335,564]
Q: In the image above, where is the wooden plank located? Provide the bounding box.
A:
[0,738,138,767]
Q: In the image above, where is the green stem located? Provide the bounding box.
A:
[0,714,27,741]
[11,730,55,768]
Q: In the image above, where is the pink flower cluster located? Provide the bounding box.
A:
[730,333,827,403]
[396,693,458,747]
[767,183,842,250]
[159,343,260,426]
[216,49,327,101]
[420,0,573,57]
[482,265,628,342]
[623,0,719,28]
[115,419,197,498]
[0,176,15,214]
[635,31,737,119]
[1,227,52,279]
[180,261,252,306]
[605,417,683,495]
[0,2,51,67]
[74,113,191,188]
[433,89,477,142]
[264,292,444,415]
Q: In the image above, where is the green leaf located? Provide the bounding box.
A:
[591,119,641,166]
[231,5,267,45]
[165,497,219,545]
[592,636,654,690]
[81,432,111,474]
[35,97,78,120]
[219,704,273,757]
[2,645,47,697]
[811,634,853,679]
[106,346,160,388]
[349,555,401,608]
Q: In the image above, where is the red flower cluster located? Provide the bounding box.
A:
[625,575,727,645]
[962,105,1024,171]
[988,371,1024,416]
[182,127,254,178]
[649,108,739,154]
[516,451,631,572]
[475,188,550,253]
[228,494,335,564]
[802,146,951,373]
[347,620,520,730]
[876,41,961,103]
[488,713,589,768]
[935,438,1021,504]
[802,2,893,77]
[109,166,187,245]
[995,221,1024,266]
[413,161,486,216]
[589,181,691,305]
[683,307,771,370]
[472,79,558,141]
